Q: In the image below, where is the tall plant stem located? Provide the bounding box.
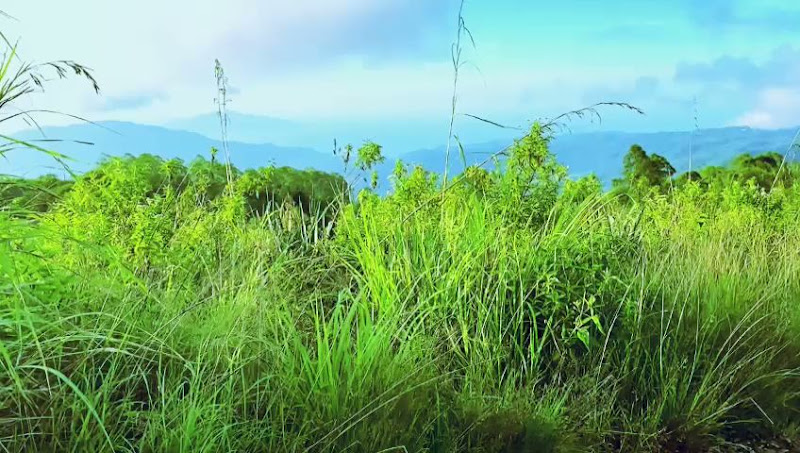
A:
[443,0,467,189]
[214,59,233,187]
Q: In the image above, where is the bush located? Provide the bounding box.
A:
[4,125,800,452]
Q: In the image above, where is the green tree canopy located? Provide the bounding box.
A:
[621,144,675,188]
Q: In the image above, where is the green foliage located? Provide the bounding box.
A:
[614,144,676,197]
[0,31,99,169]
[4,121,800,452]
[463,164,492,194]
[389,161,439,210]
[621,147,796,203]
[486,123,568,227]
[353,141,385,190]
[561,174,602,204]
[355,141,384,171]
[5,16,800,451]
[674,170,705,190]
[238,165,347,217]
[727,151,791,191]
[0,174,72,212]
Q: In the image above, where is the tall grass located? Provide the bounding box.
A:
[0,32,99,167]
[3,10,800,453]
[3,154,800,451]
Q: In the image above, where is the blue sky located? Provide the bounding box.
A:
[3,0,800,134]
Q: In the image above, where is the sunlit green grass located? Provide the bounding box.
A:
[3,11,800,450]
[2,160,800,452]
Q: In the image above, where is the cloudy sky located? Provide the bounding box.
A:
[3,0,800,133]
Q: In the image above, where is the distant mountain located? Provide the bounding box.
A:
[164,111,519,157]
[5,121,798,192]
[166,113,316,148]
[397,126,800,186]
[5,121,341,178]
[550,126,799,183]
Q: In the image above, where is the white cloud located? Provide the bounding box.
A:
[0,0,694,134]
[0,0,600,135]
[733,87,800,129]
[0,0,455,129]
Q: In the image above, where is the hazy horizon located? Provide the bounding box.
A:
[3,0,800,139]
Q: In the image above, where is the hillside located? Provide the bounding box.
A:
[405,127,800,184]
[6,121,342,177]
[7,1,800,450]
[6,131,800,452]
[165,112,518,155]
[7,121,798,191]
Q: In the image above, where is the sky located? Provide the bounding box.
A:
[2,0,800,135]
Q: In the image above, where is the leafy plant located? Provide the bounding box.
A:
[0,31,99,169]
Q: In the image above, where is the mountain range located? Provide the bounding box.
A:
[4,114,799,191]
[165,112,519,155]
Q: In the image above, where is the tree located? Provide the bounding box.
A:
[355,141,385,190]
[730,152,790,191]
[618,144,676,195]
[674,171,705,190]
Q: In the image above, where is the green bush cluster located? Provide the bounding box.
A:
[3,125,800,452]
[0,174,73,213]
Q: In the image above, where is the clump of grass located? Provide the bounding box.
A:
[4,127,800,451]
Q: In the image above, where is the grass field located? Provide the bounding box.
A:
[2,129,800,452]
[3,13,800,450]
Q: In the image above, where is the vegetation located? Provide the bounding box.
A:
[3,124,800,451]
[0,174,72,212]
[4,14,800,453]
[613,144,676,196]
